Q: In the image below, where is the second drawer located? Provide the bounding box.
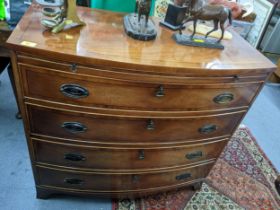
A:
[28,105,244,144]
[33,137,228,171]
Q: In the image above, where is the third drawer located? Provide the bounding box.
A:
[32,137,228,171]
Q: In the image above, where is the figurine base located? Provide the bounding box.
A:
[124,14,157,41]
[160,4,187,31]
[173,33,224,50]
[160,21,185,31]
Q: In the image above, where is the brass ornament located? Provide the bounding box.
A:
[36,0,85,33]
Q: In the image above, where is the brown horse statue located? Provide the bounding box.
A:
[135,0,152,27]
[179,0,232,42]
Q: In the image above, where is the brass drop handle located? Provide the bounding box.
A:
[64,153,86,161]
[146,119,155,130]
[213,93,234,104]
[199,124,217,134]
[64,178,84,185]
[176,173,191,181]
[155,85,165,97]
[138,150,145,160]
[186,151,203,160]
[62,122,87,133]
[60,84,89,99]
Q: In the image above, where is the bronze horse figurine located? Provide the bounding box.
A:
[135,0,152,27]
[179,0,232,42]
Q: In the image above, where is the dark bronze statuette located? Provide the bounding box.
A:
[173,0,232,49]
[124,0,157,41]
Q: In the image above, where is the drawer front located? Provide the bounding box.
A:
[28,105,244,143]
[36,162,213,191]
[33,138,227,170]
[21,65,260,111]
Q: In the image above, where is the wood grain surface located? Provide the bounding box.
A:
[7,4,276,199]
[36,161,214,191]
[32,136,227,171]
[6,4,275,73]
[28,104,244,144]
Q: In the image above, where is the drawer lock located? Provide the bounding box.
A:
[70,63,77,72]
[138,150,145,160]
[132,175,140,183]
[155,85,165,97]
[146,119,155,130]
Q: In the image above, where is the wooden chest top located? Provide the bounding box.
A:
[6,5,276,74]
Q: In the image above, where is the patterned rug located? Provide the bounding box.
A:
[112,126,280,210]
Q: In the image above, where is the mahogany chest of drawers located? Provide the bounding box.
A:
[6,5,276,199]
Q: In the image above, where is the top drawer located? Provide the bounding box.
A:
[20,63,262,112]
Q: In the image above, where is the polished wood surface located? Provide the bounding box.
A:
[33,137,227,171]
[7,4,275,74]
[7,4,276,199]
[36,161,214,191]
[28,104,244,144]
[17,55,270,79]
[21,63,262,111]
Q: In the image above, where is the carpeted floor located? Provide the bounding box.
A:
[113,127,280,210]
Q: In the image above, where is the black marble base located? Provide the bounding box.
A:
[173,33,224,50]
[160,4,187,31]
[160,21,185,31]
[123,14,157,41]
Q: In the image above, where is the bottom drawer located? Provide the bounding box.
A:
[36,162,214,192]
